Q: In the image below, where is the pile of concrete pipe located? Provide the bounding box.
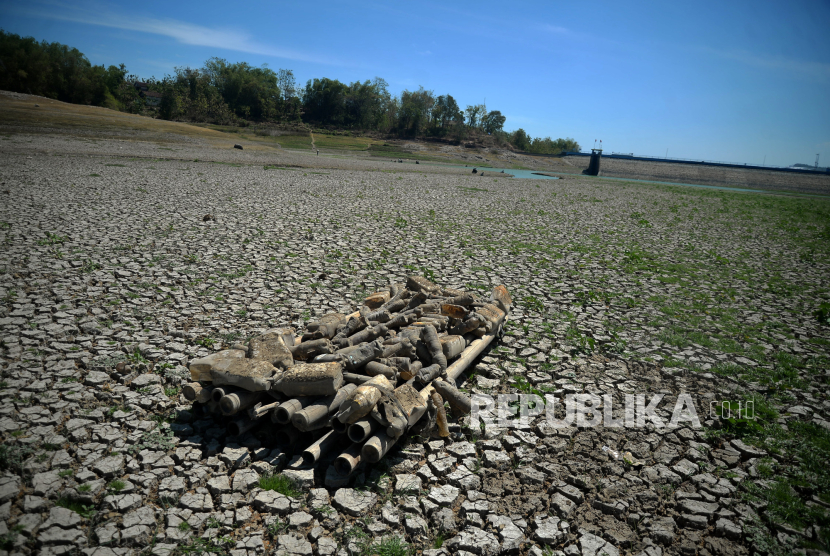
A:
[183,276,511,486]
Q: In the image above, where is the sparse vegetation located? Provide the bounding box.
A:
[0,91,827,556]
[55,497,96,518]
[258,473,301,498]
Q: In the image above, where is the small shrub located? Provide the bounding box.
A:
[0,525,24,551]
[258,473,301,498]
[37,232,67,246]
[55,497,95,518]
[196,337,215,348]
[815,302,830,325]
[367,536,410,556]
[0,443,36,475]
[522,295,545,312]
[419,267,436,283]
[129,427,175,454]
[266,518,287,537]
[126,347,148,364]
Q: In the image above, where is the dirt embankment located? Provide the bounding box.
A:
[563,155,830,195]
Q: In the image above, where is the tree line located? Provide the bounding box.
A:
[0,30,580,153]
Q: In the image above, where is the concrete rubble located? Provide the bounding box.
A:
[183,276,511,486]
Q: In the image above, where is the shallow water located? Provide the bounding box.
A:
[431,162,829,195]
[447,165,561,180]
[488,166,767,191]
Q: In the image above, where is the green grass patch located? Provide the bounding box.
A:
[0,443,36,475]
[705,389,830,550]
[258,473,301,498]
[313,133,379,151]
[55,497,96,518]
[176,535,234,555]
[0,525,24,551]
[275,133,313,150]
[37,232,68,246]
[367,536,411,556]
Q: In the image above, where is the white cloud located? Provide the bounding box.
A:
[12,1,338,66]
[700,46,830,79]
[541,24,570,35]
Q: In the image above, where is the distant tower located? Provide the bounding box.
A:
[817,154,821,169]
[587,144,603,176]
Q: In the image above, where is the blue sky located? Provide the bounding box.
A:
[2,0,829,167]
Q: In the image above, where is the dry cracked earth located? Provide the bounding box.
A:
[1,100,830,556]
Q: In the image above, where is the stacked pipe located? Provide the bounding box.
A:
[183,276,511,486]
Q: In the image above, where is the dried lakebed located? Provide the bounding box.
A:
[0,146,829,556]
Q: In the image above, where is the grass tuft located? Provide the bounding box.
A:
[55,497,96,518]
[258,473,301,498]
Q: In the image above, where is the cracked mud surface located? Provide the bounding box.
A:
[1,93,829,556]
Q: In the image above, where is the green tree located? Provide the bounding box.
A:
[1,30,581,141]
[525,136,581,154]
[0,30,119,106]
[464,104,486,129]
[203,58,281,120]
[482,110,506,134]
[396,87,435,136]
[344,78,392,129]
[277,69,296,100]
[302,77,348,125]
[430,94,463,135]
[509,128,531,150]
[158,66,236,124]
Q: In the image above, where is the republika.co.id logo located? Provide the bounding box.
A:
[471,393,703,429]
[709,399,755,421]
